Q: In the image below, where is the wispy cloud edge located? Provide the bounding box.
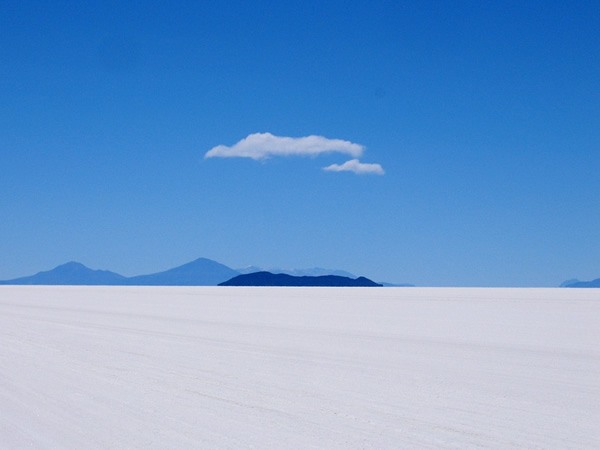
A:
[323,159,385,175]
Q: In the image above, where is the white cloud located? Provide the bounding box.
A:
[323,159,385,175]
[204,132,364,160]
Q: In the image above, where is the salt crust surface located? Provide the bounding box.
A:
[1,286,599,448]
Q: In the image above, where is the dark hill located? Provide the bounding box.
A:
[125,257,239,286]
[0,262,126,285]
[219,271,382,287]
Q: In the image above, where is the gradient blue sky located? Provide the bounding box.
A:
[1,1,598,286]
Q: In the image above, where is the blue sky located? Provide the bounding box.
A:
[1,0,598,286]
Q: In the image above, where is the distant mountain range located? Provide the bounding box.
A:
[561,278,600,288]
[0,258,237,286]
[0,258,397,287]
[220,272,382,287]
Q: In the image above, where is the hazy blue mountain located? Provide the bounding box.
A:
[219,271,382,287]
[236,266,357,278]
[236,266,265,275]
[559,279,580,287]
[0,262,126,285]
[126,258,239,286]
[277,267,358,278]
[379,282,415,287]
[562,278,600,288]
